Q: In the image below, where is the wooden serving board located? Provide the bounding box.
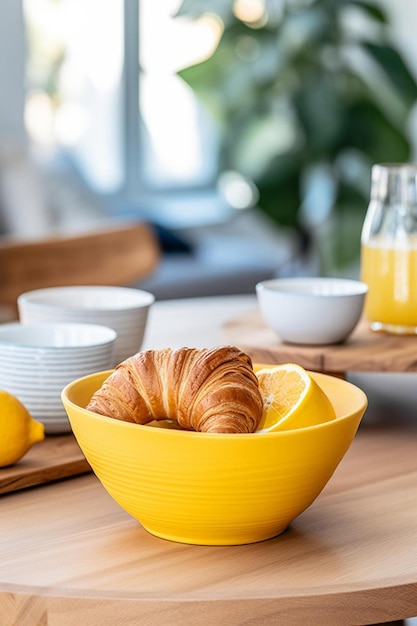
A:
[0,434,91,495]
[223,309,417,374]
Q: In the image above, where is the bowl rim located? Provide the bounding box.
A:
[256,277,368,298]
[61,369,368,440]
[0,322,117,349]
[17,285,155,312]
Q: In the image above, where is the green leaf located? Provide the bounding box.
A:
[362,43,417,107]
[345,0,388,23]
[178,54,230,118]
[174,0,233,21]
[328,183,369,267]
[335,180,368,214]
[343,98,412,162]
[294,73,346,156]
[255,154,303,229]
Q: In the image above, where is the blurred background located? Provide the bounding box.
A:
[1,0,417,299]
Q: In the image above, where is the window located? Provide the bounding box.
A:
[23,0,221,206]
[24,0,124,193]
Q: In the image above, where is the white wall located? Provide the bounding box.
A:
[0,0,27,145]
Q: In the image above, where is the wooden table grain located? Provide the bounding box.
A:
[1,295,417,626]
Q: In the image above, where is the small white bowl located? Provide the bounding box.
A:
[17,286,155,366]
[256,277,368,345]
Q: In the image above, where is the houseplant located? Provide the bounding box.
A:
[176,0,417,272]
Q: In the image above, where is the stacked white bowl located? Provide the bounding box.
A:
[0,322,116,434]
[17,286,155,367]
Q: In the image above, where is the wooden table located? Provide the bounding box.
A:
[1,295,417,626]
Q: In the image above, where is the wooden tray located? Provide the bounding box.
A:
[0,434,91,495]
[223,310,417,375]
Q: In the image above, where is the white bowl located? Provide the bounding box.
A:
[17,286,155,366]
[256,277,368,345]
[0,322,116,431]
[0,322,116,349]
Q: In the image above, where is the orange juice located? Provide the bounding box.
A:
[361,237,417,331]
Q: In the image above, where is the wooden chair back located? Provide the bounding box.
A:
[0,223,160,319]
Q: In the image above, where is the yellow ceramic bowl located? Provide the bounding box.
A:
[62,369,367,546]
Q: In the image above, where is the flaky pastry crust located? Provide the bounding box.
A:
[86,346,263,433]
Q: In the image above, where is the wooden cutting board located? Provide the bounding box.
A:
[0,434,91,495]
[223,309,417,375]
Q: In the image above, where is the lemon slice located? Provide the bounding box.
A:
[254,363,336,432]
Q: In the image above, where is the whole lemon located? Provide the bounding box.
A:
[0,389,45,467]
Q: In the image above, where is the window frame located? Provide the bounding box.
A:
[121,0,220,208]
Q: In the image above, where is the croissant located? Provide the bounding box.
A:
[86,346,263,433]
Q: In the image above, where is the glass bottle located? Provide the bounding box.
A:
[360,163,417,334]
